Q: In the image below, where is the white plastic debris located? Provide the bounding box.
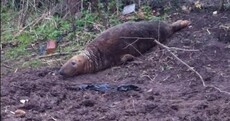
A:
[20,99,28,104]
[122,4,136,15]
[213,11,218,15]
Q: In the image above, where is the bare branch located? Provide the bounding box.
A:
[121,36,230,95]
[154,38,230,95]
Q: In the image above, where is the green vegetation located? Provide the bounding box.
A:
[1,1,167,71]
[22,59,43,68]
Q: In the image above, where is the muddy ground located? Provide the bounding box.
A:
[1,10,230,121]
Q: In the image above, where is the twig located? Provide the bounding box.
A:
[12,3,61,39]
[153,38,230,95]
[37,52,69,59]
[14,68,18,73]
[121,36,230,95]
[123,38,140,49]
[153,39,205,86]
[120,37,199,52]
[13,12,50,39]
[132,98,137,114]
[2,63,13,69]
[206,29,211,35]
[116,0,119,15]
[123,41,143,55]
[169,47,199,52]
[141,74,155,82]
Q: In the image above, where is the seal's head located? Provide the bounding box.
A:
[59,55,88,77]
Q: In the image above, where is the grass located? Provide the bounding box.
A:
[1,7,102,69]
[22,59,43,68]
[1,2,167,72]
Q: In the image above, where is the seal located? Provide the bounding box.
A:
[59,20,190,77]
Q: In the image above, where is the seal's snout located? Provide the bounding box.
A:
[59,69,65,76]
[59,67,69,77]
[58,61,78,77]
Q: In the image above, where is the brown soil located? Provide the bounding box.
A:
[1,11,230,121]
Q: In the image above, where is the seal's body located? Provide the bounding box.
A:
[59,20,190,77]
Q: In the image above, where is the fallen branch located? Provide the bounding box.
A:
[153,39,230,95]
[120,37,199,52]
[121,36,230,95]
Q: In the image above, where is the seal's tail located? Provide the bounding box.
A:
[171,20,191,32]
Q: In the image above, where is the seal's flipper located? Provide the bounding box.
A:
[121,54,135,64]
[171,20,191,32]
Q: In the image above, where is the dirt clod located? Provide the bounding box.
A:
[14,109,26,118]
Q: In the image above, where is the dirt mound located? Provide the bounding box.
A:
[1,11,230,121]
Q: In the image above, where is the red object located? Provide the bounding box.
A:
[46,40,57,54]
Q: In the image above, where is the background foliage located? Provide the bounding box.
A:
[1,0,228,74]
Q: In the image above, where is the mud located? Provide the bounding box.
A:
[1,11,230,121]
